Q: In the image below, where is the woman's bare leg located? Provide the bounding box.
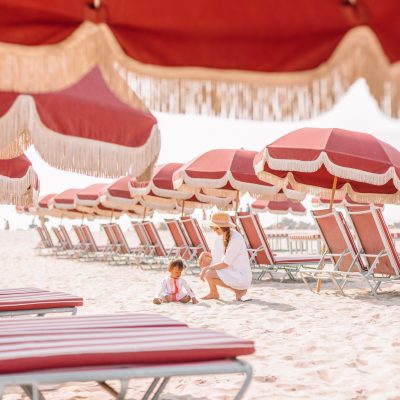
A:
[202,270,247,300]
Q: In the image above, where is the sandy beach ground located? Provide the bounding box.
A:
[2,229,400,400]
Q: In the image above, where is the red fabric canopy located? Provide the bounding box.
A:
[251,199,306,216]
[0,1,398,121]
[0,154,38,205]
[130,163,194,199]
[255,127,400,204]
[0,0,398,71]
[173,149,282,201]
[0,67,160,178]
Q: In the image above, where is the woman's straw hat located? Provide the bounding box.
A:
[208,211,235,228]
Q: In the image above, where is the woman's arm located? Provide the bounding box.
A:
[208,261,229,270]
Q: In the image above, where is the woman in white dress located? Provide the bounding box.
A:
[199,212,252,301]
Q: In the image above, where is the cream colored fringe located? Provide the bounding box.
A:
[0,167,37,206]
[0,22,399,120]
[257,169,400,205]
[0,95,161,179]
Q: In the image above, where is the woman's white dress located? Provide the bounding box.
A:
[211,229,252,290]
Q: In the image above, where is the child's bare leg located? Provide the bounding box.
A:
[153,298,162,305]
[179,295,191,303]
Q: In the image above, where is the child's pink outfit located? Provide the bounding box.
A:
[157,275,196,301]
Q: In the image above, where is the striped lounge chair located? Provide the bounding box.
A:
[0,288,83,317]
[0,313,254,400]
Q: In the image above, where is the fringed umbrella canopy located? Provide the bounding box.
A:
[251,199,307,216]
[311,194,384,209]
[0,68,160,178]
[0,0,399,120]
[101,176,140,211]
[255,127,400,204]
[130,163,194,199]
[0,154,38,205]
[173,149,283,200]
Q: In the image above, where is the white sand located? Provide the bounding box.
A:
[2,229,400,400]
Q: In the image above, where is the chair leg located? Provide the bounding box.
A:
[150,377,170,400]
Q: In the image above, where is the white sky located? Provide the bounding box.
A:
[3,78,400,229]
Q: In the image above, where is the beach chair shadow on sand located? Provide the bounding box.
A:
[0,313,254,400]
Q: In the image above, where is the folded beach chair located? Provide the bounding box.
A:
[345,205,400,295]
[141,220,169,259]
[78,224,113,261]
[237,212,325,280]
[35,226,56,256]
[0,313,254,400]
[165,218,192,260]
[299,209,367,295]
[109,223,140,264]
[180,216,211,258]
[0,288,83,317]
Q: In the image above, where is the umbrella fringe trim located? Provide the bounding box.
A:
[0,95,161,178]
[259,148,400,187]
[259,170,400,204]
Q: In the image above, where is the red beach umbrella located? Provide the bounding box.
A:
[1,1,400,120]
[251,199,306,216]
[173,149,284,205]
[0,68,160,178]
[101,177,139,211]
[0,154,38,205]
[255,128,400,204]
[130,163,194,199]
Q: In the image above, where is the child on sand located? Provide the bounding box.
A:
[153,259,199,305]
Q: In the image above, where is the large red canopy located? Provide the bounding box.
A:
[0,67,160,178]
[0,0,398,120]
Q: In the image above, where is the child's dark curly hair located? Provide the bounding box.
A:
[168,258,185,271]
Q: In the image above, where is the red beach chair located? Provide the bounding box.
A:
[346,205,400,295]
[237,212,324,280]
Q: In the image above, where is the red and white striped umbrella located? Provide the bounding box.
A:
[37,193,85,219]
[0,154,38,205]
[255,128,400,204]
[251,199,306,216]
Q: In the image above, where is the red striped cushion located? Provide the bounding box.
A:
[0,314,186,334]
[0,322,255,373]
[0,288,83,311]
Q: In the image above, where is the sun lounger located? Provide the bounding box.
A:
[0,313,253,400]
[141,220,169,258]
[36,226,57,256]
[131,220,153,256]
[180,216,211,259]
[107,223,140,264]
[165,218,192,260]
[299,208,367,295]
[0,288,83,317]
[345,205,400,295]
[237,212,325,280]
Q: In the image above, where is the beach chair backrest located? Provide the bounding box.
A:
[59,225,74,250]
[346,205,400,276]
[180,217,210,255]
[101,224,119,252]
[81,225,99,253]
[312,209,366,272]
[52,227,65,247]
[36,226,49,247]
[165,219,190,259]
[142,221,167,257]
[111,224,131,254]
[131,221,149,246]
[237,212,274,266]
[73,225,86,247]
[41,225,54,247]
